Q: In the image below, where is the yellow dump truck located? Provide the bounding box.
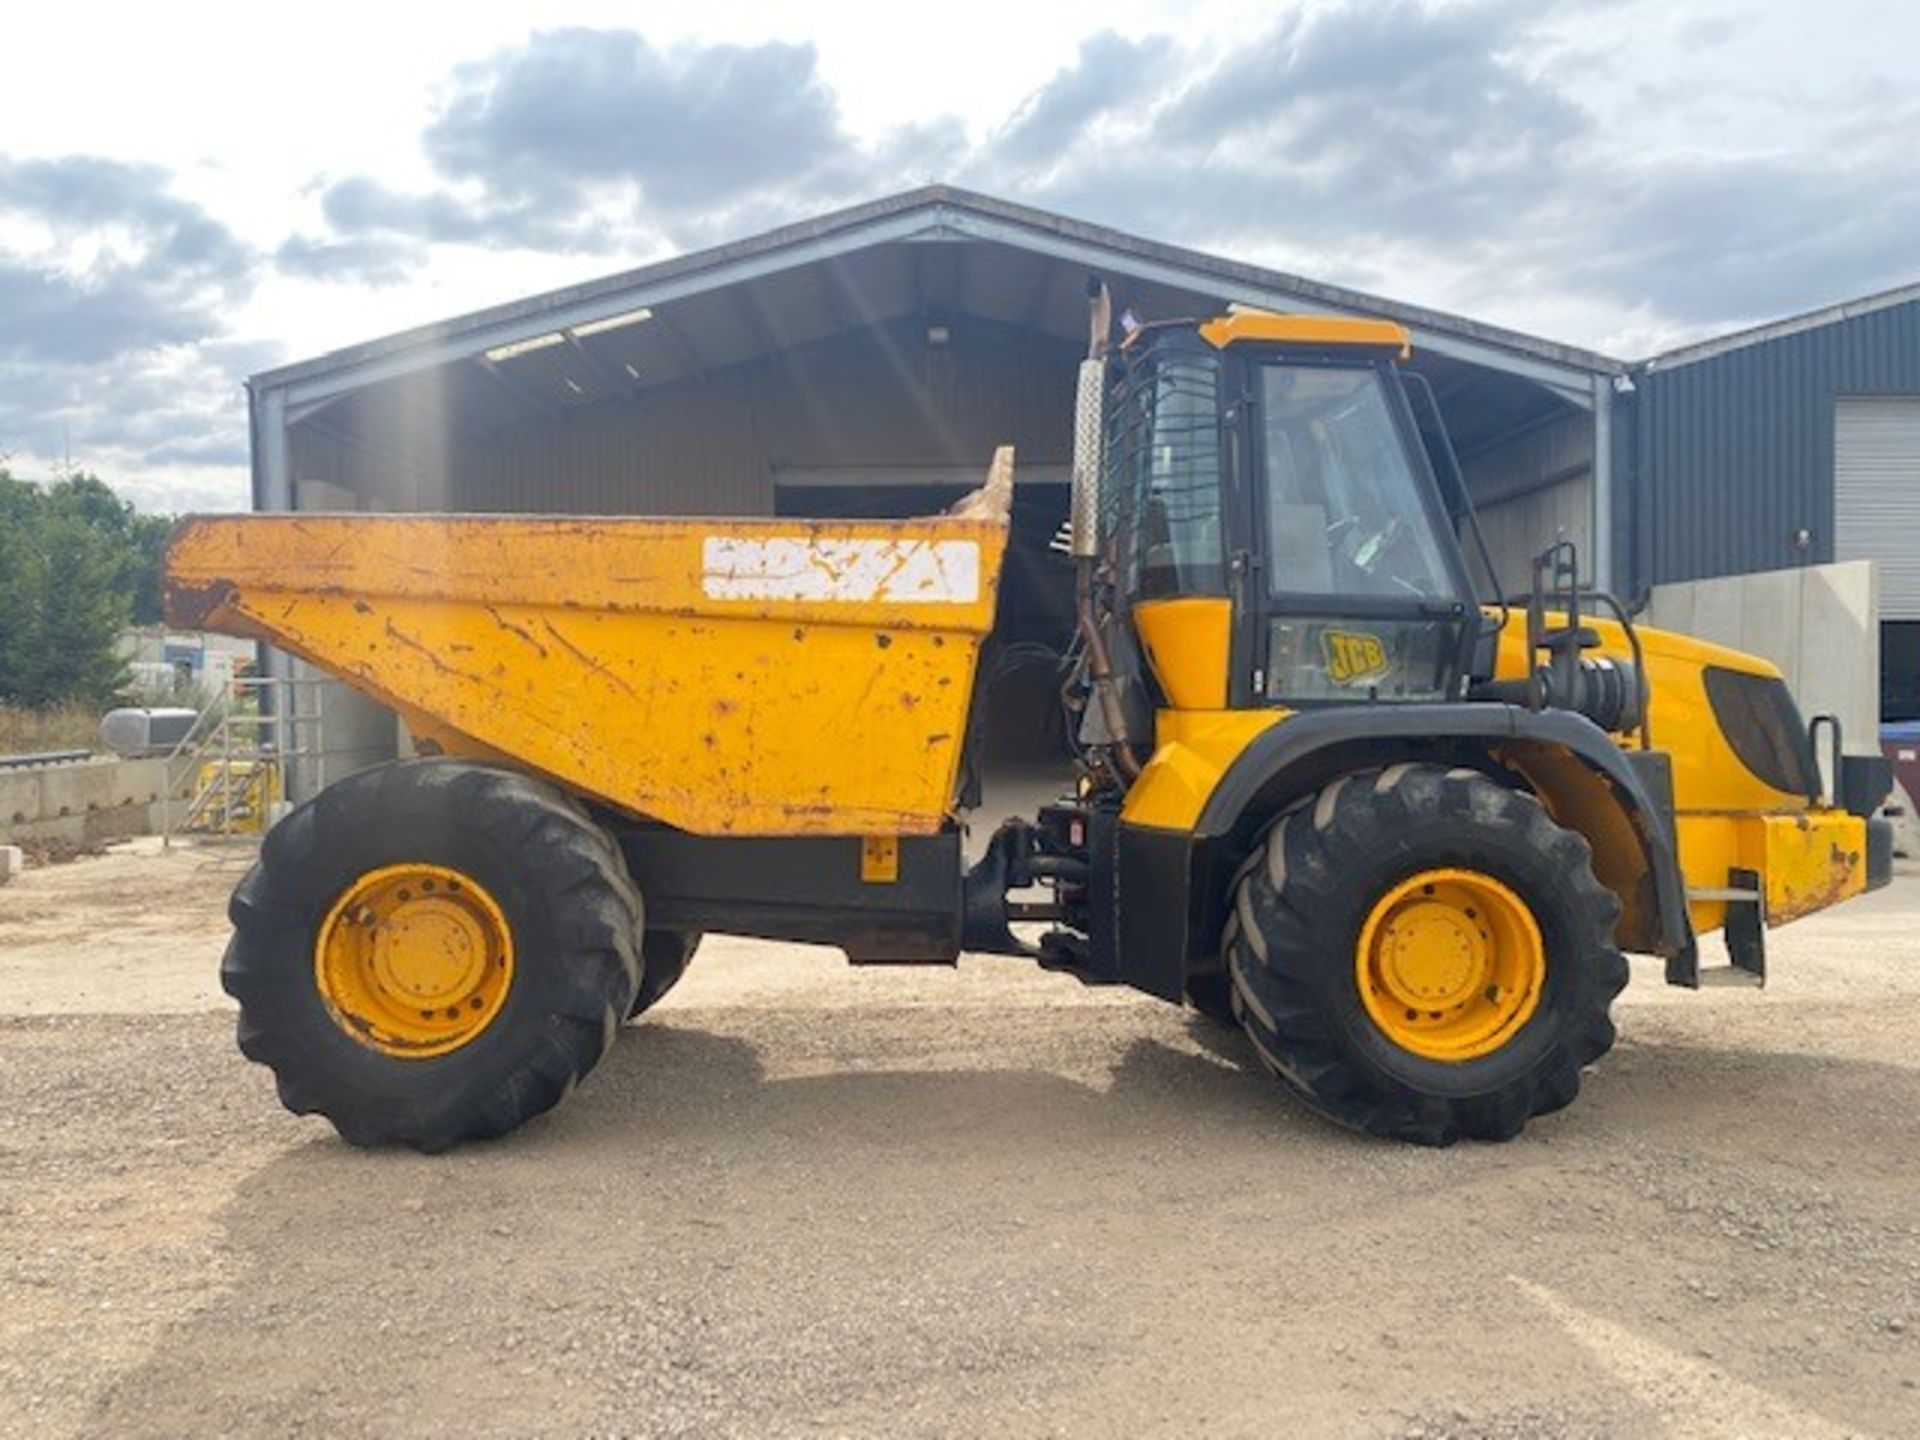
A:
[166,294,1893,1150]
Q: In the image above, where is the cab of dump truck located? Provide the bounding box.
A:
[1101,312,1484,715]
[1039,301,1891,1012]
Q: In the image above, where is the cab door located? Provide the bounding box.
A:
[1243,355,1480,707]
[1106,335,1238,712]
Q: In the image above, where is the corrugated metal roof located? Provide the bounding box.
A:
[251,185,1626,410]
[1641,279,1920,373]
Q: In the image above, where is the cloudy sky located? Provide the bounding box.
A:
[2,0,1914,512]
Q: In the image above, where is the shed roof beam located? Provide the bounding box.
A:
[473,356,567,424]
[560,332,633,400]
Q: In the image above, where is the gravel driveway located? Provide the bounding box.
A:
[3,840,1918,1437]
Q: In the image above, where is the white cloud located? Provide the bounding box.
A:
[1,0,1915,509]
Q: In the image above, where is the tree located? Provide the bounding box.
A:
[125,512,174,625]
[0,471,39,699]
[0,467,161,708]
[40,471,172,624]
[10,514,130,705]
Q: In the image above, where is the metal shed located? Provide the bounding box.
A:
[247,186,1626,780]
[1631,283,1920,717]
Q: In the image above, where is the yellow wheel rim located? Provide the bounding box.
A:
[1355,867,1544,1062]
[314,863,514,1058]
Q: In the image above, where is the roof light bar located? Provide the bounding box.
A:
[483,332,565,363]
[570,306,654,338]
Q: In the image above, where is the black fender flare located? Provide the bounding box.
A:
[1192,703,1697,976]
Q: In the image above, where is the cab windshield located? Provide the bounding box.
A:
[1257,362,1469,704]
[1261,365,1459,603]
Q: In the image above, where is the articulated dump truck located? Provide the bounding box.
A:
[166,298,1893,1150]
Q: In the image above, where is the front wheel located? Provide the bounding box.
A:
[1226,764,1627,1145]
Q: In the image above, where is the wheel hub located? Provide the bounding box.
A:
[314,863,514,1058]
[370,898,489,1006]
[1355,867,1544,1062]
[1375,901,1487,1010]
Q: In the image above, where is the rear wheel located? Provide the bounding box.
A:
[223,759,641,1151]
[628,930,701,1019]
[1226,764,1626,1145]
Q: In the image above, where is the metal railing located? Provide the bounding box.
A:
[162,675,330,846]
[0,748,92,770]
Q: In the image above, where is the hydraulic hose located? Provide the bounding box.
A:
[1076,555,1142,780]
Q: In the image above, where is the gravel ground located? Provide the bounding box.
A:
[3,840,1919,1438]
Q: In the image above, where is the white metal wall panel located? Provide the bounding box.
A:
[1466,472,1593,601]
[1836,397,1920,619]
[1456,408,1594,599]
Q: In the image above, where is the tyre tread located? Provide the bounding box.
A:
[1226,763,1625,1145]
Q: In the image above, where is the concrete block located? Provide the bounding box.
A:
[1644,582,1696,638]
[1737,570,1802,689]
[0,769,43,830]
[1799,561,1878,752]
[0,844,21,884]
[109,757,173,807]
[1689,580,1746,654]
[0,756,189,844]
[38,760,120,818]
[1650,559,1881,762]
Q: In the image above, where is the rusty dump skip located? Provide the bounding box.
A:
[165,448,1015,837]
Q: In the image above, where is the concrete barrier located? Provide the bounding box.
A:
[0,756,189,848]
[1647,560,1879,764]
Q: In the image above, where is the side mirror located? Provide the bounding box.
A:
[1069,358,1104,559]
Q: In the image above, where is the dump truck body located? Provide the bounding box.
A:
[167,451,1012,838]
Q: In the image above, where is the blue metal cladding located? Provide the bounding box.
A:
[1633,297,1920,588]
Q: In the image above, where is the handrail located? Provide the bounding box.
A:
[162,674,334,846]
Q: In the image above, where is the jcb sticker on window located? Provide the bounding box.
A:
[1322,629,1390,686]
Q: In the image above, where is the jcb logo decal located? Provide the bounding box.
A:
[1322,629,1389,685]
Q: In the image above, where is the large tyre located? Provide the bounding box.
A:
[1227,764,1626,1145]
[223,759,642,1151]
[627,930,701,1019]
